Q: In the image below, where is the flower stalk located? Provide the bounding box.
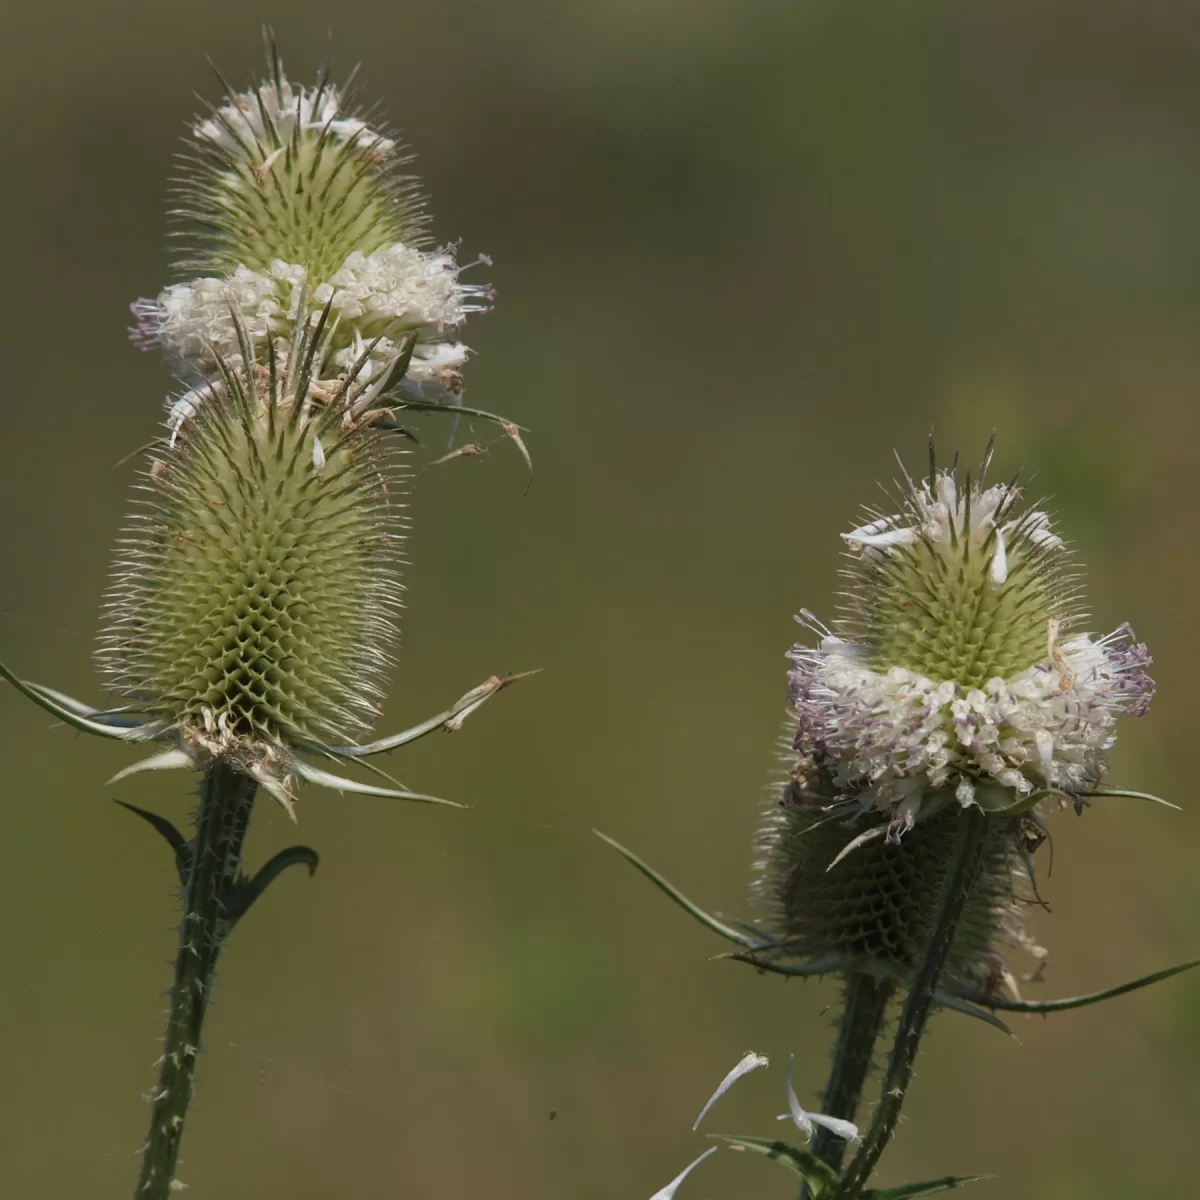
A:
[136,761,258,1198]
[801,972,894,1196]
[834,805,989,1197]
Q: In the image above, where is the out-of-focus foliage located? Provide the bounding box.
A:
[1,3,1198,1197]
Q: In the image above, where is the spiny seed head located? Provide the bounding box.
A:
[99,330,405,792]
[131,40,493,398]
[754,747,1043,995]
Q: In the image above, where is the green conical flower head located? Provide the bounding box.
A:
[850,463,1069,689]
[131,41,493,399]
[100,332,404,799]
[790,446,1153,821]
[173,42,425,280]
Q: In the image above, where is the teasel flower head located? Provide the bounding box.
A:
[38,304,521,821]
[755,440,1156,993]
[92,315,404,811]
[129,41,493,403]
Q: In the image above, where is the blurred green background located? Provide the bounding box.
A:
[2,1,1199,1196]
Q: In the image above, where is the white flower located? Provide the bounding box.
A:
[315,242,490,331]
[844,473,1063,587]
[789,621,1154,820]
[132,244,489,386]
[648,1147,718,1200]
[692,1051,769,1130]
[777,1054,860,1144]
[194,75,393,157]
[790,461,1155,835]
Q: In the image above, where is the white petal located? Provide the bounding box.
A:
[990,526,1008,584]
[649,1147,719,1200]
[1035,729,1055,779]
[781,1054,815,1141]
[692,1051,769,1131]
[312,435,326,472]
[843,524,917,550]
[808,1111,860,1143]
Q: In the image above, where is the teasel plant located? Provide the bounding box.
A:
[601,440,1198,1199]
[1,35,531,1199]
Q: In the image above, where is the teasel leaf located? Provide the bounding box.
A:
[113,800,191,881]
[0,660,154,741]
[330,670,538,758]
[20,682,147,728]
[1085,788,1180,810]
[863,1175,992,1198]
[951,957,1200,1014]
[708,1135,839,1195]
[720,950,848,978]
[593,830,774,950]
[223,845,319,930]
[293,758,464,807]
[109,748,194,784]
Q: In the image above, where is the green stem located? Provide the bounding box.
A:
[801,973,894,1200]
[833,807,989,1199]
[134,761,258,1198]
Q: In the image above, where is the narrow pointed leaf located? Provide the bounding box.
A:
[649,1147,719,1200]
[223,845,319,929]
[593,830,771,949]
[329,670,538,758]
[931,991,1013,1035]
[389,396,530,430]
[251,767,298,822]
[1087,788,1181,811]
[0,661,148,741]
[693,1051,769,1131]
[294,759,465,807]
[953,957,1200,1014]
[109,748,194,784]
[864,1174,992,1198]
[23,683,146,728]
[709,1135,839,1195]
[826,825,887,871]
[723,950,846,977]
[114,800,190,881]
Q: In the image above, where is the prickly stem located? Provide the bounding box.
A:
[134,761,257,1198]
[834,806,989,1198]
[800,972,894,1199]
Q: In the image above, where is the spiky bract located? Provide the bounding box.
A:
[100,339,405,784]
